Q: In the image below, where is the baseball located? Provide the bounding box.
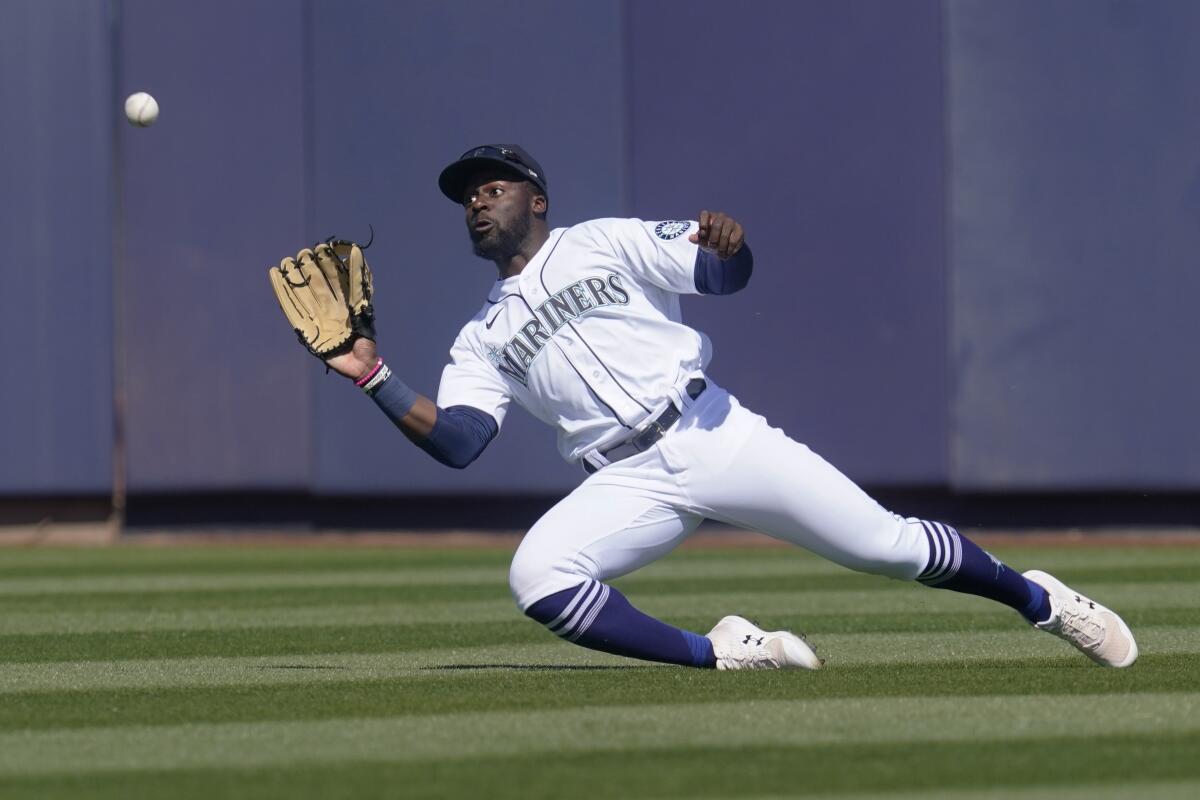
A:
[124,91,159,127]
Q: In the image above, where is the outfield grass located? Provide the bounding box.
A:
[0,540,1197,798]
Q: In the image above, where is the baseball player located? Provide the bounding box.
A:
[269,144,1137,670]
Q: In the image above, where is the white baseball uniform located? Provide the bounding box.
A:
[435,218,933,610]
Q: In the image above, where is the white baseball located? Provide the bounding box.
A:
[124,92,159,127]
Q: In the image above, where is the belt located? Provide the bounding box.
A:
[583,379,706,474]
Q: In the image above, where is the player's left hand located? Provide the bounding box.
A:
[689,210,744,260]
[267,239,376,362]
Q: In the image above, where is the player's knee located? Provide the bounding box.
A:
[872,516,953,582]
[508,546,594,613]
[834,515,928,581]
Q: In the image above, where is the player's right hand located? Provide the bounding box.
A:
[689,210,745,260]
[326,337,379,381]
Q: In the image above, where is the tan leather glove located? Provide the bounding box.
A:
[268,240,375,359]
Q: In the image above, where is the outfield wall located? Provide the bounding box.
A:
[3,0,1198,504]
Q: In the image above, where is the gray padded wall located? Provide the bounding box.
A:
[948,0,1200,488]
[0,0,114,493]
[118,0,311,491]
[8,0,1200,498]
[628,0,949,485]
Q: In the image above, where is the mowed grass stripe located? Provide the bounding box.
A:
[0,546,515,577]
[0,543,1194,798]
[1,625,1196,694]
[3,654,1194,732]
[0,567,509,595]
[0,548,842,579]
[0,574,898,608]
[789,782,1200,800]
[4,544,1198,594]
[0,620,540,664]
[0,575,925,614]
[1,609,1196,664]
[2,542,1197,574]
[0,556,863,595]
[3,582,1195,636]
[5,737,1196,800]
[0,583,513,613]
[0,547,508,575]
[4,571,1193,617]
[0,643,632,694]
[0,693,1194,777]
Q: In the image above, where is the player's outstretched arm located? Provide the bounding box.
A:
[328,339,496,469]
[268,243,494,467]
[326,338,437,439]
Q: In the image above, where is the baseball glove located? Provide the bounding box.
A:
[268,238,375,359]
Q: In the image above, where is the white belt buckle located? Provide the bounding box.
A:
[582,449,610,472]
[668,373,704,414]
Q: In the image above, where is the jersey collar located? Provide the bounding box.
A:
[485,228,566,303]
[486,276,519,304]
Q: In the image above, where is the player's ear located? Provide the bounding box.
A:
[531,192,548,219]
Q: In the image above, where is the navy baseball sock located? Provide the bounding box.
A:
[525,580,717,668]
[914,520,1052,624]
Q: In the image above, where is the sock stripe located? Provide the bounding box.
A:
[524,581,712,667]
[551,581,601,636]
[917,521,945,580]
[546,580,599,635]
[926,522,955,583]
[917,521,936,577]
[919,522,963,585]
[567,584,610,641]
[942,523,963,580]
[550,580,608,640]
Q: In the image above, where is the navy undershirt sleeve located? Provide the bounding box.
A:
[416,405,499,469]
[369,372,497,469]
[693,243,754,295]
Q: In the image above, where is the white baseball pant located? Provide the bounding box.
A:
[508,381,932,611]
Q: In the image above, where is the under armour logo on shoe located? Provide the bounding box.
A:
[742,635,764,646]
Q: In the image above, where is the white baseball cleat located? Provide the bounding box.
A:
[1023,569,1138,668]
[705,615,822,671]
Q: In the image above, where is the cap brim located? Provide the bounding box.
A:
[437,157,523,203]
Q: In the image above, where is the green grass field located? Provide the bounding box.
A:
[0,540,1197,799]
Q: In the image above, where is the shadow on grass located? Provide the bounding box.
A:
[423,664,645,671]
[253,664,349,671]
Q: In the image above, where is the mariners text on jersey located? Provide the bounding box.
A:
[487,273,630,385]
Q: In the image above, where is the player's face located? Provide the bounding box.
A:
[462,170,539,261]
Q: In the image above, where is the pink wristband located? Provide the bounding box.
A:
[355,358,384,388]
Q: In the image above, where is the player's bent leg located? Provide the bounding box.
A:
[523,580,715,667]
[522,584,819,670]
[681,397,1043,601]
[675,394,1136,666]
[910,518,1050,622]
[508,458,716,667]
[908,521,1136,666]
[674,397,931,580]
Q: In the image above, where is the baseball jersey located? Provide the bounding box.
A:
[436,218,712,462]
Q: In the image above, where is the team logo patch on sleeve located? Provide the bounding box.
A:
[654,221,691,240]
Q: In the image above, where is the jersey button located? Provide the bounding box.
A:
[592,370,601,378]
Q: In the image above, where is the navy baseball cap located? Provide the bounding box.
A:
[438,144,548,203]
